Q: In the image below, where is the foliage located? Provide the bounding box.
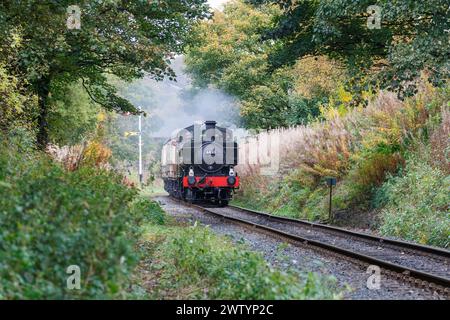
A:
[291,56,347,99]
[186,0,281,128]
[47,82,100,146]
[0,0,210,146]
[247,0,449,97]
[375,156,449,248]
[0,139,164,299]
[233,172,330,221]
[82,141,112,168]
[429,105,450,174]
[140,222,342,299]
[0,64,38,133]
[231,175,273,211]
[235,83,450,233]
[104,77,166,169]
[185,0,345,128]
[130,197,166,227]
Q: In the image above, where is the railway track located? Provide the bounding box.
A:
[191,203,450,292]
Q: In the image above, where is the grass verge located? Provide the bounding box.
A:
[133,204,344,300]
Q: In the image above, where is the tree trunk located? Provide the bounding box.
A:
[36,78,50,150]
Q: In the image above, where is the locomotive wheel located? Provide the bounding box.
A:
[185,188,194,204]
[218,199,229,207]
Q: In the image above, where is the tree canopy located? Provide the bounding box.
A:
[247,0,449,96]
[0,0,210,147]
[185,1,346,129]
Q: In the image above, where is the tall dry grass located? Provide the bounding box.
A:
[430,106,450,174]
[47,141,112,171]
[237,82,442,184]
[46,143,86,171]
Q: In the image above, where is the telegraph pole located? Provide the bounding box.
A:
[138,106,143,186]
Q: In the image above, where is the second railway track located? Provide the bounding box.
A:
[191,202,450,292]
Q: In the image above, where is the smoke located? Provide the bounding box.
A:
[117,56,240,139]
[208,0,229,10]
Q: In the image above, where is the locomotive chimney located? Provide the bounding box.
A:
[205,120,216,130]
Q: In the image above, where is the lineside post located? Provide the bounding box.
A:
[325,177,336,222]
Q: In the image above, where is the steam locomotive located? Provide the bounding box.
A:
[161,121,239,206]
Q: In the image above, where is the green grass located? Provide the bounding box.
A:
[135,214,344,300]
[232,172,330,221]
[234,148,449,248]
[139,181,167,198]
[375,156,449,248]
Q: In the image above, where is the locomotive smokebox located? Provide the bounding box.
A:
[205,120,216,130]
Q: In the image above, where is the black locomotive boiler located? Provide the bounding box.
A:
[161,121,239,206]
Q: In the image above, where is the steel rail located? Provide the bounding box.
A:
[193,204,450,289]
[229,204,450,258]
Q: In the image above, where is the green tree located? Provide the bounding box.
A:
[0,0,209,148]
[0,64,38,134]
[186,1,279,91]
[185,1,345,128]
[248,0,449,95]
[186,1,294,128]
[47,82,100,146]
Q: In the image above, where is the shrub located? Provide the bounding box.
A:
[0,141,157,299]
[154,224,341,299]
[130,197,166,226]
[300,186,329,221]
[82,141,112,168]
[232,174,273,211]
[236,82,449,228]
[377,157,449,248]
[351,151,403,188]
[333,150,404,209]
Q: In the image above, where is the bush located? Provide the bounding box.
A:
[130,197,166,226]
[236,83,449,229]
[267,171,328,220]
[376,157,449,248]
[0,141,156,299]
[154,224,341,299]
[232,174,273,211]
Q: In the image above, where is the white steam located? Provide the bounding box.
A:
[119,56,240,138]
